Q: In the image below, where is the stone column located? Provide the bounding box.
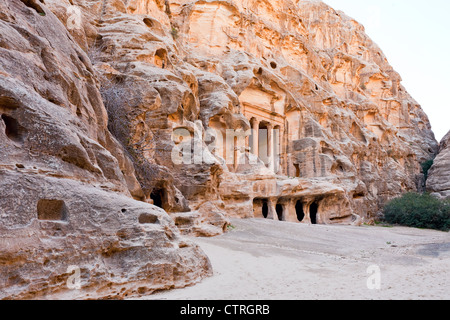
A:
[274,126,282,174]
[267,123,274,172]
[233,135,238,172]
[284,199,297,223]
[251,118,259,157]
[279,126,286,175]
[267,198,276,220]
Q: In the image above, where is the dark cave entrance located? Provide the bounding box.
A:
[295,200,305,222]
[310,202,319,224]
[276,203,283,221]
[262,200,269,219]
[150,188,165,209]
[1,114,26,143]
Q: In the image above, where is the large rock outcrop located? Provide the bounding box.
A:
[0,0,439,299]
[0,0,211,299]
[66,0,438,230]
[428,131,450,199]
[168,0,436,226]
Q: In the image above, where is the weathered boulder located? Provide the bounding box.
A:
[0,172,211,299]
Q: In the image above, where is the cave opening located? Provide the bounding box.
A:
[295,200,305,222]
[262,200,269,219]
[275,203,284,221]
[154,48,167,69]
[276,203,283,221]
[1,114,26,143]
[310,202,318,224]
[150,188,165,209]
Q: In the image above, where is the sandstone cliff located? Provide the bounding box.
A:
[428,131,450,199]
[0,0,211,299]
[0,0,438,299]
[106,0,435,227]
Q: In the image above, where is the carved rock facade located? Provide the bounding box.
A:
[0,0,439,298]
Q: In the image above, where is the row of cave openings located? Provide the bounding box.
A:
[253,198,320,224]
[147,187,322,226]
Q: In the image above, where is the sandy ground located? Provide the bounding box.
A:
[147,219,450,300]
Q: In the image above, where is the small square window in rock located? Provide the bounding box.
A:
[138,213,159,224]
[37,199,68,221]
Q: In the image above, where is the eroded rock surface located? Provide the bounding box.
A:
[0,0,439,299]
[0,0,211,299]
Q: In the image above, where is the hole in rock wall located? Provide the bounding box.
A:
[154,49,167,69]
[270,61,277,69]
[143,18,154,28]
[150,189,165,209]
[310,202,318,224]
[276,204,283,221]
[1,114,27,143]
[37,199,68,221]
[295,200,305,222]
[138,213,159,224]
[262,200,269,219]
[294,163,300,178]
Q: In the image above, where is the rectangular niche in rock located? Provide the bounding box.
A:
[37,199,68,221]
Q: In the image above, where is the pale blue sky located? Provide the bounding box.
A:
[323,0,450,141]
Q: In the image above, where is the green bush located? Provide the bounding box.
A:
[383,192,450,231]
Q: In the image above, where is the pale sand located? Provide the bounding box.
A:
[147,219,450,300]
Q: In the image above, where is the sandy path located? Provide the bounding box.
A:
[147,219,450,300]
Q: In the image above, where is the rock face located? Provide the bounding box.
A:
[0,0,211,299]
[0,0,438,298]
[164,0,436,226]
[428,131,450,199]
